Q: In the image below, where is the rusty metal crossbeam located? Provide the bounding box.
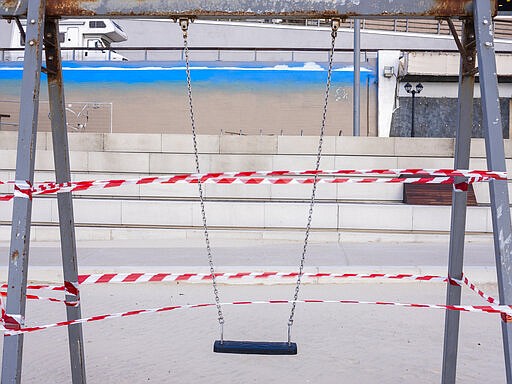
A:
[1,0,496,19]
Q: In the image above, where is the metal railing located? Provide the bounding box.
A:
[274,18,512,39]
[0,46,380,62]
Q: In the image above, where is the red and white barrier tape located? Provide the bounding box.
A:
[76,271,450,285]
[1,272,493,309]
[0,292,78,307]
[0,272,497,331]
[0,295,22,331]
[11,176,485,198]
[0,169,506,201]
[461,275,496,304]
[74,272,497,306]
[3,271,491,294]
[4,272,451,294]
[2,298,510,336]
[0,168,506,188]
[0,280,79,296]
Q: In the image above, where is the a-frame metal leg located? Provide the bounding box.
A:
[44,19,87,384]
[1,1,46,383]
[474,0,512,381]
[441,18,476,384]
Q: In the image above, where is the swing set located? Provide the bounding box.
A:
[179,17,340,355]
[1,0,512,383]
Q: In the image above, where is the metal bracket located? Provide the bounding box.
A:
[331,18,341,36]
[447,18,467,57]
[178,18,195,37]
[14,17,26,46]
[463,66,479,77]
[446,18,478,78]
[179,18,189,31]
[41,66,57,76]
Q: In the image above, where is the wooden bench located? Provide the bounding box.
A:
[401,174,478,206]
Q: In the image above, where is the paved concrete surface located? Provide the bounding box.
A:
[0,239,499,283]
[0,239,497,267]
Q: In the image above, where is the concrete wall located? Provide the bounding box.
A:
[404,52,512,77]
[0,132,510,241]
[377,50,401,137]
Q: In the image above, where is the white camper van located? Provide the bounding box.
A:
[8,19,128,61]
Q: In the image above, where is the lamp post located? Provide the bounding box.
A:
[404,82,423,137]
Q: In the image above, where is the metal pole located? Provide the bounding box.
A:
[353,19,361,136]
[441,17,476,384]
[1,1,46,383]
[44,18,87,384]
[411,92,415,137]
[474,0,512,381]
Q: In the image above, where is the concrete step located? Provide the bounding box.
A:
[1,131,509,158]
[0,198,493,239]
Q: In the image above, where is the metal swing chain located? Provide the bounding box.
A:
[287,19,340,343]
[180,19,225,337]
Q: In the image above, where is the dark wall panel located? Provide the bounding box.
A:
[390,97,510,138]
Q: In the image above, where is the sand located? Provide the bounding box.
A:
[0,281,504,383]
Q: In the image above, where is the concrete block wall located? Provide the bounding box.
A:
[0,131,510,241]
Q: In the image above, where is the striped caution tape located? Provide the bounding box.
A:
[73,272,497,306]
[0,168,504,201]
[0,280,80,296]
[76,271,451,284]
[2,298,510,336]
[0,168,506,186]
[0,272,495,310]
[460,275,496,304]
[0,292,79,307]
[0,176,489,200]
[1,272,452,294]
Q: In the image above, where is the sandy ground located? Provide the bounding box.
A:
[0,281,504,383]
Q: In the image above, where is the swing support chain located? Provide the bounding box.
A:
[180,17,225,334]
[287,18,339,345]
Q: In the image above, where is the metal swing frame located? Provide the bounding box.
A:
[1,0,511,383]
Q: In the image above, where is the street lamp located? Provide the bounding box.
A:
[404,82,423,137]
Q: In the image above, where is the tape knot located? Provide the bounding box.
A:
[14,180,33,200]
[3,314,22,331]
[454,181,469,192]
[64,281,80,297]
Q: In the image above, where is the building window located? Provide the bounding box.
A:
[89,21,107,28]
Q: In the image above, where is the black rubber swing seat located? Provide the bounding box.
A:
[213,340,298,355]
